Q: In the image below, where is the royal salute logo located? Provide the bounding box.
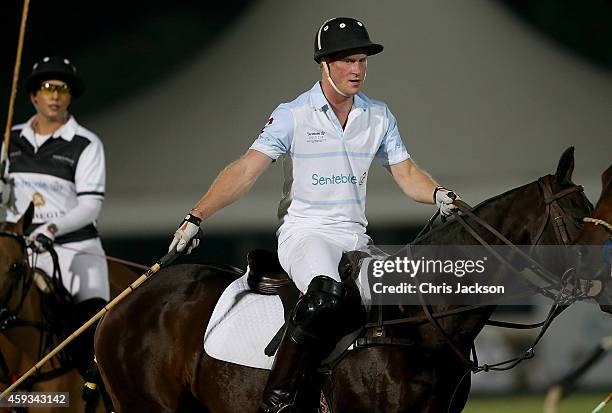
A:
[32,192,45,207]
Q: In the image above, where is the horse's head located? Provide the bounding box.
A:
[529,147,593,246]
[0,203,34,306]
[575,164,612,314]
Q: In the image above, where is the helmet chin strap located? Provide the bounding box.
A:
[323,61,350,98]
[323,60,367,99]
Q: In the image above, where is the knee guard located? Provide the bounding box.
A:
[289,276,361,350]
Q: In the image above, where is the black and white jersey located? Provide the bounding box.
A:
[6,116,105,243]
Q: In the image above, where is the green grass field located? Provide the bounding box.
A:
[463,393,610,413]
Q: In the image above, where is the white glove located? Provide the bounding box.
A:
[169,213,202,254]
[434,186,460,217]
[28,223,58,251]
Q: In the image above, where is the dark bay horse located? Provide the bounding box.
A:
[95,148,612,413]
[0,203,137,412]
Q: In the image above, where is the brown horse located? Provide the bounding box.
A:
[0,203,137,413]
[95,148,612,413]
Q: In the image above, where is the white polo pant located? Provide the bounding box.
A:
[30,237,110,302]
[277,226,371,293]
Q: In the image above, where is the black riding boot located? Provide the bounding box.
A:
[259,328,323,413]
[259,276,351,413]
[67,297,107,400]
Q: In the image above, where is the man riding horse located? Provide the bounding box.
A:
[169,17,460,412]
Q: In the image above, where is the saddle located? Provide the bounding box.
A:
[246,249,367,295]
[246,249,299,321]
[246,249,369,356]
[203,248,375,370]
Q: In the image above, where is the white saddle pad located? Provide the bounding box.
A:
[204,258,376,370]
[204,271,284,369]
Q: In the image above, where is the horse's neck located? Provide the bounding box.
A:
[403,182,544,351]
[4,270,43,357]
[422,182,543,246]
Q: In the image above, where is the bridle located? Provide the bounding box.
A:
[532,175,587,245]
[354,176,591,373]
[0,230,31,332]
[0,229,72,387]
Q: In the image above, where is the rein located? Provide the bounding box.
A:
[55,244,149,271]
[358,177,589,373]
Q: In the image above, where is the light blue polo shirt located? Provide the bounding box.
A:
[251,82,409,235]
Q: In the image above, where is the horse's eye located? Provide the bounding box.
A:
[9,262,24,275]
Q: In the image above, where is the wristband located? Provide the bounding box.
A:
[183,213,202,227]
[190,206,205,219]
[47,223,58,235]
[433,186,446,203]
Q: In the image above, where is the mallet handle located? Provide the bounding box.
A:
[2,0,31,174]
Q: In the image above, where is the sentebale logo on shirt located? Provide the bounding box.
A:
[311,173,359,186]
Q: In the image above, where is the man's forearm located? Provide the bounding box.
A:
[405,169,437,203]
[190,150,273,221]
[390,160,438,204]
[191,160,257,220]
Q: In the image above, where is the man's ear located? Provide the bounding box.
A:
[30,93,37,107]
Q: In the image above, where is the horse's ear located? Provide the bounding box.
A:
[554,146,575,185]
[601,163,612,190]
[16,202,35,235]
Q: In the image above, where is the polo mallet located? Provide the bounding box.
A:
[0,248,179,399]
[591,393,612,413]
[2,0,31,179]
